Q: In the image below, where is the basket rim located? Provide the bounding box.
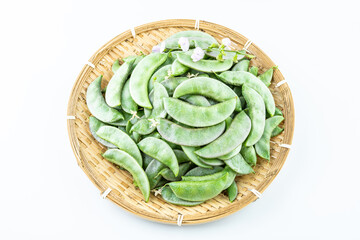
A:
[67,19,295,225]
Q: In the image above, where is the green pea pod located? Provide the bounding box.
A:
[96,126,143,166]
[199,158,224,166]
[173,77,241,111]
[173,149,191,163]
[138,137,179,176]
[219,144,242,160]
[89,116,116,148]
[225,117,232,130]
[271,126,284,137]
[164,97,236,127]
[129,53,167,109]
[181,146,213,169]
[143,154,154,169]
[242,85,266,146]
[161,186,203,207]
[157,162,191,181]
[160,77,188,95]
[130,119,155,135]
[249,66,258,76]
[131,131,141,143]
[123,55,145,71]
[180,95,211,107]
[162,30,218,50]
[227,181,238,202]
[232,59,250,71]
[157,118,225,147]
[218,71,275,116]
[240,146,257,166]
[184,166,223,176]
[145,159,166,189]
[259,66,277,87]
[168,172,228,201]
[255,116,284,160]
[148,64,171,92]
[224,154,254,175]
[177,53,233,73]
[171,59,189,76]
[147,82,169,119]
[86,75,124,123]
[112,59,121,73]
[121,80,138,114]
[103,149,150,202]
[105,58,135,108]
[195,111,251,158]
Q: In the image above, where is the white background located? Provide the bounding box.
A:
[1,0,360,239]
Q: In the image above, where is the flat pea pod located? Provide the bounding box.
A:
[161,186,203,207]
[199,158,224,166]
[143,154,154,169]
[145,159,166,189]
[218,71,275,116]
[89,116,116,148]
[173,77,241,111]
[161,77,188,96]
[271,126,284,137]
[121,80,138,114]
[180,95,211,107]
[184,166,223,177]
[86,75,123,123]
[205,49,246,61]
[163,30,218,50]
[129,53,167,109]
[96,126,143,166]
[255,116,284,160]
[171,59,189,76]
[102,149,150,202]
[173,149,191,163]
[267,106,283,118]
[181,146,212,169]
[224,154,254,175]
[240,146,257,166]
[163,97,236,127]
[232,59,250,71]
[123,55,145,71]
[227,181,238,202]
[112,59,121,73]
[131,132,141,143]
[148,64,171,91]
[242,85,266,146]
[105,58,135,108]
[157,162,191,181]
[146,82,169,120]
[219,144,242,160]
[249,66,258,76]
[177,53,233,73]
[259,66,277,87]
[195,111,251,159]
[130,118,155,135]
[138,137,179,176]
[157,118,225,147]
[168,172,228,202]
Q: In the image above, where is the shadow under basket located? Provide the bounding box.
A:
[67,19,295,225]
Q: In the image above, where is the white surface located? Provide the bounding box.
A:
[1,0,360,239]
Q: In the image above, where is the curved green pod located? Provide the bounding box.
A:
[102,149,150,202]
[163,97,236,127]
[161,186,203,207]
[227,181,238,202]
[232,59,250,71]
[86,75,124,123]
[105,58,135,108]
[199,157,224,166]
[218,71,275,116]
[147,82,169,120]
[271,126,284,137]
[129,53,167,109]
[145,159,166,189]
[112,59,121,73]
[161,77,188,96]
[195,111,251,158]
[219,144,242,160]
[173,149,191,163]
[242,85,266,146]
[255,116,284,160]
[173,77,241,111]
[157,118,225,147]
[89,116,116,148]
[240,146,257,166]
[138,137,179,176]
[177,53,233,73]
[180,95,211,107]
[130,119,156,135]
[184,166,223,177]
[168,172,228,202]
[148,64,171,91]
[181,146,212,169]
[171,59,189,76]
[224,154,254,175]
[162,30,218,50]
[121,80,138,114]
[259,66,277,87]
[249,66,259,76]
[123,54,145,71]
[96,126,143,166]
[157,162,191,181]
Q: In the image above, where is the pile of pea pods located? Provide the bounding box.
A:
[86,31,284,206]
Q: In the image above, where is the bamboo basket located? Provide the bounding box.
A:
[67,19,295,225]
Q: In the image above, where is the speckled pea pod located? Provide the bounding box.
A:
[171,59,189,76]
[195,111,251,158]
[184,166,223,176]
[255,116,284,160]
[227,181,238,202]
[148,64,171,92]
[161,186,203,207]
[161,77,188,96]
[120,80,138,114]
[181,146,212,169]
[89,116,117,148]
[259,66,277,87]
[105,58,135,108]
[242,85,266,146]
[130,119,156,135]
[173,77,241,111]
[157,162,191,181]
[138,137,179,176]
[199,158,224,166]
[96,126,143,166]
[164,97,236,127]
[232,59,250,71]
[145,159,166,189]
[177,53,233,73]
[219,144,242,160]
[102,149,150,202]
[129,53,167,109]
[168,172,228,202]
[157,118,225,147]
[123,54,145,71]
[218,71,275,116]
[86,75,123,123]
[240,146,257,166]
[162,30,218,50]
[180,95,211,107]
[224,153,254,175]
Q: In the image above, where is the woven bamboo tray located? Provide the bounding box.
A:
[67,19,295,225]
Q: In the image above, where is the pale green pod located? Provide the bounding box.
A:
[240,145,257,166]
[177,53,233,73]
[148,64,171,91]
[180,95,211,107]
[121,80,138,114]
[161,77,188,96]
[162,30,218,50]
[89,116,116,148]
[161,186,203,207]
[224,154,254,175]
[219,144,242,160]
[171,59,189,76]
[227,181,238,202]
[181,146,212,169]
[232,59,250,71]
